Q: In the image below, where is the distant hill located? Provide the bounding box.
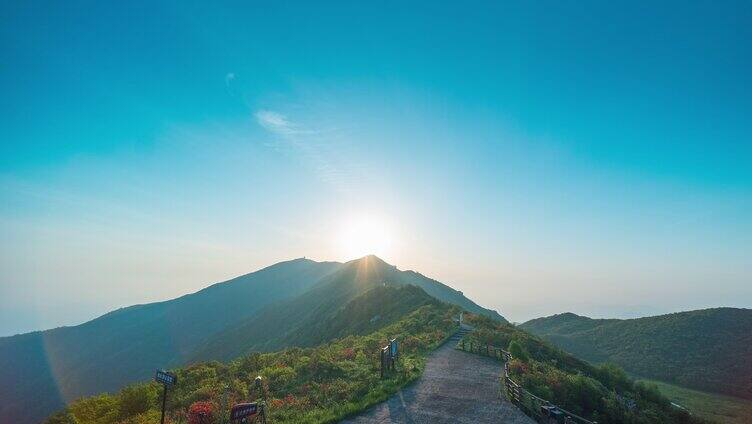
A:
[0,255,502,424]
[520,308,752,400]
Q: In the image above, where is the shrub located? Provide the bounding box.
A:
[508,340,529,362]
[188,401,214,424]
[118,384,158,419]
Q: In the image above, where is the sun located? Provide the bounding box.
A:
[338,215,393,260]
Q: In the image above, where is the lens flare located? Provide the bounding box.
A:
[338,215,393,260]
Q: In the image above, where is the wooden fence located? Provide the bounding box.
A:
[503,362,597,424]
[457,339,597,424]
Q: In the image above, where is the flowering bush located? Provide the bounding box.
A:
[187,401,214,424]
[340,347,356,360]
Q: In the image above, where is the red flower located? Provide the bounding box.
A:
[284,393,297,405]
[341,348,356,360]
[188,401,215,424]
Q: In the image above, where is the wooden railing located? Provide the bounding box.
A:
[457,339,597,424]
[458,339,508,360]
[503,362,597,424]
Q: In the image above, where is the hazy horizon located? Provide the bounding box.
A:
[2,1,751,337]
[0,253,748,337]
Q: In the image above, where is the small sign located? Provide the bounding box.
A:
[155,369,177,386]
[390,339,398,358]
[230,403,259,420]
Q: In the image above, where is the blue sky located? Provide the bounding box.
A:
[1,1,751,335]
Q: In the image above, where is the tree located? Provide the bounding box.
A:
[508,340,529,362]
[118,384,157,419]
[597,363,632,392]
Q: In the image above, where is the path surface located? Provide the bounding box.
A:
[341,328,535,424]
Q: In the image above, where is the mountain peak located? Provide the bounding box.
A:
[347,254,390,264]
[343,254,397,272]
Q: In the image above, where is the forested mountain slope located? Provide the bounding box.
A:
[191,255,501,360]
[520,308,752,399]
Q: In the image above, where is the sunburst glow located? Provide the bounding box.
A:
[338,215,393,260]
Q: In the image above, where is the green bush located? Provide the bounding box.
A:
[508,340,529,362]
[118,384,158,419]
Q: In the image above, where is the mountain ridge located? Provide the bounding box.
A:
[189,255,504,361]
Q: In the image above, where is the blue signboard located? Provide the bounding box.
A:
[230,402,259,420]
[390,339,398,358]
[155,369,177,386]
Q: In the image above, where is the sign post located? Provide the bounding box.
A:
[380,345,389,378]
[230,402,259,423]
[155,369,177,424]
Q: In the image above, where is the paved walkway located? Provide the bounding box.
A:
[341,329,535,424]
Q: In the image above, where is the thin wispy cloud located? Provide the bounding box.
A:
[254,109,321,137]
[255,110,299,136]
[254,109,369,192]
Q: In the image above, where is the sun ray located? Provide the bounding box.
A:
[338,215,393,260]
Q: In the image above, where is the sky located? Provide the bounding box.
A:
[1,1,751,335]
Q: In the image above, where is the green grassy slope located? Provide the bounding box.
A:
[643,379,752,424]
[519,308,752,400]
[284,284,442,346]
[45,289,459,424]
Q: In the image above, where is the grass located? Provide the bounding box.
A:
[643,379,752,424]
[46,303,460,424]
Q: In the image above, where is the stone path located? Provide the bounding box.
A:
[340,327,535,423]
